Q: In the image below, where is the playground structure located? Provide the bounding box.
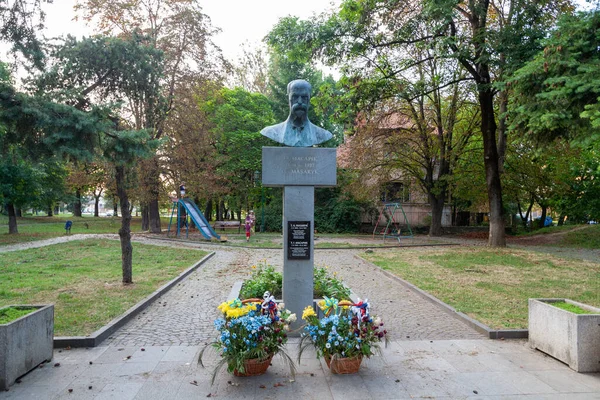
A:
[167,198,223,241]
[372,203,413,242]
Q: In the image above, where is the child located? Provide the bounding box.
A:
[244,215,253,242]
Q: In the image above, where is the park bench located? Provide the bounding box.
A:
[213,220,241,233]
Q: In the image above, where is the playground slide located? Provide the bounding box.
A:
[180,199,221,240]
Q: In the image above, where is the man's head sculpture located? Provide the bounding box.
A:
[260,79,333,147]
[288,79,311,124]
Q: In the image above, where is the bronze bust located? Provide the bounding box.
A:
[261,79,333,147]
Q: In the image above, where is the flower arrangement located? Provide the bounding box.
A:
[240,260,352,300]
[199,292,296,383]
[299,297,388,374]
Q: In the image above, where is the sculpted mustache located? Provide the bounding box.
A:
[292,104,307,111]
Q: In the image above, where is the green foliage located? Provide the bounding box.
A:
[552,301,599,314]
[313,266,352,300]
[240,261,283,299]
[240,262,352,300]
[0,306,37,324]
[315,190,364,233]
[0,0,49,68]
[262,190,283,233]
[509,11,600,145]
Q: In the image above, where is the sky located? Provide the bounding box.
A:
[40,0,342,63]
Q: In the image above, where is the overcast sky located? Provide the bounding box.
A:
[41,0,341,63]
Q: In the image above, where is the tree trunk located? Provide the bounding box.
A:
[428,193,446,236]
[115,165,133,284]
[557,213,566,226]
[141,204,149,230]
[143,158,162,233]
[73,188,82,217]
[94,196,100,217]
[148,196,161,232]
[7,203,18,234]
[479,88,506,247]
[204,199,213,221]
[47,206,53,217]
[220,199,226,220]
[113,198,118,217]
[215,200,221,221]
[497,90,508,174]
[539,205,548,229]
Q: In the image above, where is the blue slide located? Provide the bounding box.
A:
[179,198,221,241]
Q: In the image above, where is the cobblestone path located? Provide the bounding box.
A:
[246,249,485,342]
[104,240,254,347]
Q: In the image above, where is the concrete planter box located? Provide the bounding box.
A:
[0,305,54,390]
[528,298,600,372]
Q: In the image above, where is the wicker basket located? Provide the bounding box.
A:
[232,354,273,377]
[329,354,363,374]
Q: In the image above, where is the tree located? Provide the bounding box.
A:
[75,0,223,233]
[509,11,600,146]
[0,66,104,234]
[0,0,50,67]
[267,0,570,246]
[33,34,163,283]
[201,87,275,218]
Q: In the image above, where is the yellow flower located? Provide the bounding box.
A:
[317,300,326,310]
[302,306,316,320]
[251,265,256,269]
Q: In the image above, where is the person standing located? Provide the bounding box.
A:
[244,214,254,242]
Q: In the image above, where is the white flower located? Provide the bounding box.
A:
[284,325,290,331]
[277,303,286,310]
[374,317,382,326]
[286,313,297,323]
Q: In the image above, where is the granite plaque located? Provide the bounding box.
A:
[262,147,336,187]
[287,221,311,260]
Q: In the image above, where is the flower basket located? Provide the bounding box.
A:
[329,354,363,374]
[232,354,273,377]
[199,292,296,384]
[298,297,388,375]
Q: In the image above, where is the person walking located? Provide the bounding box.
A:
[244,214,254,242]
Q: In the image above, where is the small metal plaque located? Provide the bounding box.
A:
[287,221,311,260]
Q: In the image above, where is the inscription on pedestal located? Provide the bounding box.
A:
[262,147,336,187]
[287,221,311,260]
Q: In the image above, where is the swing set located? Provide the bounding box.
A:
[372,203,413,243]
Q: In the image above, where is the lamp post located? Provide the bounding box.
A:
[254,171,266,233]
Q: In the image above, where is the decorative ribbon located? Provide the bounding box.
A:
[261,291,278,321]
[322,296,339,317]
[230,298,242,309]
[351,298,370,327]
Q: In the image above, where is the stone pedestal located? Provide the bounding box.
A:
[262,147,336,332]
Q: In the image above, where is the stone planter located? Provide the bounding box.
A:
[0,305,54,390]
[528,298,600,372]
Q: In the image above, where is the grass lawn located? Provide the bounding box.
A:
[0,239,208,336]
[364,247,600,329]
[0,215,172,245]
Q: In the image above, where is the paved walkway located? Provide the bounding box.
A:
[2,236,599,399]
[102,238,484,346]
